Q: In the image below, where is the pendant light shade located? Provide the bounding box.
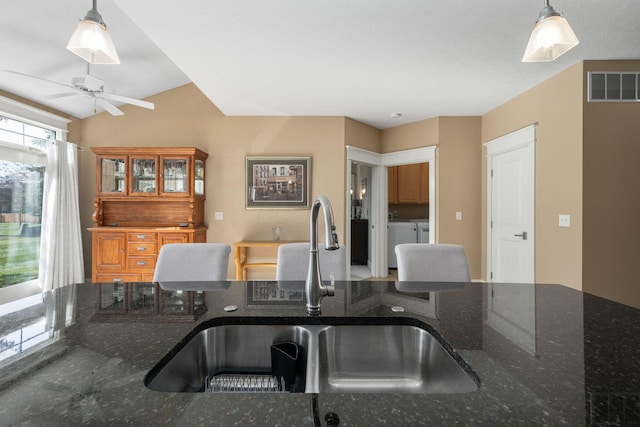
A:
[66,0,120,64]
[522,1,579,62]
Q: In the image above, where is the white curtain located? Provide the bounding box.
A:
[39,140,85,292]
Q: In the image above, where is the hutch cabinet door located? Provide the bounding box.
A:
[94,232,126,270]
[160,156,190,196]
[130,156,158,196]
[194,159,205,196]
[97,156,127,196]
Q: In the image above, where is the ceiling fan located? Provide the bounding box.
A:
[3,64,154,116]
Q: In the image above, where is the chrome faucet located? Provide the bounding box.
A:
[306,195,339,315]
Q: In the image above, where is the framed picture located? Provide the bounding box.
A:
[246,156,311,209]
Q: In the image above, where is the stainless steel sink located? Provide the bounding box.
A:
[313,325,478,393]
[145,323,311,392]
[144,317,479,394]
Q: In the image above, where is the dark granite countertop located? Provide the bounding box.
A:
[0,281,638,426]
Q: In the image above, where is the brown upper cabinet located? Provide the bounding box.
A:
[91,147,208,227]
[388,166,398,203]
[388,162,429,204]
[95,147,206,199]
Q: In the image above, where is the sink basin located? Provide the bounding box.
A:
[145,322,311,392]
[314,324,477,393]
[144,317,479,394]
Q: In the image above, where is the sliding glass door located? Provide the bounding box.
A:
[0,159,45,288]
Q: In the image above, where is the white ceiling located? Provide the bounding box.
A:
[1,1,639,129]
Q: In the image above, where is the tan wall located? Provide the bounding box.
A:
[380,116,482,279]
[582,60,640,308]
[78,83,347,278]
[437,117,482,279]
[380,117,439,153]
[344,118,380,152]
[482,63,584,290]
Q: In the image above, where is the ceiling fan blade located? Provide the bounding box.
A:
[104,93,155,110]
[40,92,80,100]
[96,98,124,116]
[3,69,75,90]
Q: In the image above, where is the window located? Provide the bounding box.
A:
[0,115,55,149]
[0,158,45,288]
[0,95,69,294]
[0,96,71,369]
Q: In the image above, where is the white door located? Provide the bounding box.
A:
[486,126,535,283]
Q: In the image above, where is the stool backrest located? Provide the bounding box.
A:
[395,243,470,282]
[276,242,347,281]
[153,243,231,282]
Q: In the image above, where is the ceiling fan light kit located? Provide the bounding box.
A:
[66,0,120,64]
[522,0,579,62]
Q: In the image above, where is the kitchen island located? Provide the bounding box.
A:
[0,280,638,426]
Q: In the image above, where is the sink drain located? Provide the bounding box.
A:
[325,412,340,426]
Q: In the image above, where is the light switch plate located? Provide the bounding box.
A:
[559,214,570,227]
[214,212,223,220]
[456,211,463,221]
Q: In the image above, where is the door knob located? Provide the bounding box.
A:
[514,231,528,240]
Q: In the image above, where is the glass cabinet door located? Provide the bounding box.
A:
[162,157,188,195]
[130,157,158,195]
[194,159,205,196]
[99,157,127,194]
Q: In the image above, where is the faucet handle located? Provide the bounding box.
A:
[326,284,335,297]
[326,283,335,297]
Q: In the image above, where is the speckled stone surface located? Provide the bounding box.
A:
[0,281,638,426]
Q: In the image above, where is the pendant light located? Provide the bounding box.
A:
[66,0,120,64]
[522,0,579,62]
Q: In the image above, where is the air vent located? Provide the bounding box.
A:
[588,72,640,102]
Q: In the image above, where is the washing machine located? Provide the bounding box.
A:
[387,221,417,268]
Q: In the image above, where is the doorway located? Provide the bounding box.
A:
[485,125,535,283]
[346,146,436,278]
[349,161,372,279]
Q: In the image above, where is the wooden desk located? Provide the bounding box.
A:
[233,240,304,280]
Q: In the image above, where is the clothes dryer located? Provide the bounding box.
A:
[411,219,430,243]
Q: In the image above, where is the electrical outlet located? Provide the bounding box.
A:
[559,214,570,227]
[456,211,463,221]
[214,211,223,220]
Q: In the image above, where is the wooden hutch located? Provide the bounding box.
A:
[89,147,208,283]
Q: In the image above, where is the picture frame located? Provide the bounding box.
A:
[246,282,304,307]
[245,156,311,209]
